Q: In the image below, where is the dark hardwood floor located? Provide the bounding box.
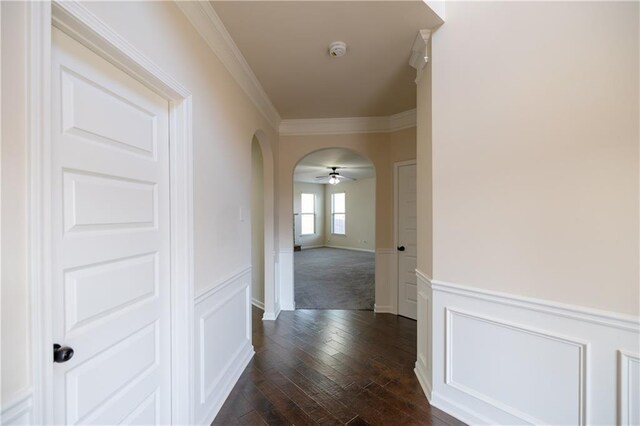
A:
[213,307,465,426]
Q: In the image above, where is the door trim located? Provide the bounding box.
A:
[28,2,194,424]
[393,160,417,316]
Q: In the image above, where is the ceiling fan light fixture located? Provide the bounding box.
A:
[329,176,339,185]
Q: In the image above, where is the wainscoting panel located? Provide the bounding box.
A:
[415,270,432,401]
[430,280,640,425]
[194,267,253,425]
[620,351,640,425]
[374,248,396,314]
[279,249,295,311]
[0,389,33,425]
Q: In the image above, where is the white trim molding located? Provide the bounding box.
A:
[251,298,265,310]
[279,109,416,136]
[174,1,280,130]
[619,350,640,425]
[444,307,587,425]
[1,389,34,425]
[409,29,432,84]
[431,279,640,332]
[415,269,432,403]
[30,2,195,424]
[430,279,640,425]
[194,268,253,425]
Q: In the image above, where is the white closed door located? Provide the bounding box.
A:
[51,28,171,425]
[397,163,417,320]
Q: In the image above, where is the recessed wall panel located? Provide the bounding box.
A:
[446,309,585,425]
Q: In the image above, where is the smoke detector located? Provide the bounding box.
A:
[329,41,347,58]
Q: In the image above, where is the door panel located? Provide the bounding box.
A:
[51,28,171,425]
[398,163,417,319]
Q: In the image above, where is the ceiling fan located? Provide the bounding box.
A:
[315,167,356,185]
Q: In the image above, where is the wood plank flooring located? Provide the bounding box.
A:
[213,307,465,426]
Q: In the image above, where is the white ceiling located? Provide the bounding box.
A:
[211,1,443,119]
[294,148,375,183]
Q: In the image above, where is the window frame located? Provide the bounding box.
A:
[331,192,346,235]
[300,193,316,235]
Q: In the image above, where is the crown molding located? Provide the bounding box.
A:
[175,1,281,130]
[409,29,432,84]
[279,109,416,136]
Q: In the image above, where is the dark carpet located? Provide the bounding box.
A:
[294,247,375,310]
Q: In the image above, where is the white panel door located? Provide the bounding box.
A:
[397,163,417,320]
[51,28,171,425]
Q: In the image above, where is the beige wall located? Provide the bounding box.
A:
[278,129,416,252]
[1,0,278,403]
[1,1,30,402]
[251,138,265,305]
[429,2,639,315]
[293,182,325,248]
[325,178,376,252]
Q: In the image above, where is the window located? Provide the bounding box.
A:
[300,193,315,235]
[331,192,346,235]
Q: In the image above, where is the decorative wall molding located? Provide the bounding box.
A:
[1,389,33,425]
[431,279,640,333]
[619,350,640,425]
[174,1,281,130]
[279,109,416,136]
[409,29,431,84]
[251,298,265,310]
[415,269,432,403]
[194,269,253,424]
[415,359,432,404]
[431,279,640,425]
[444,307,587,425]
[195,265,252,303]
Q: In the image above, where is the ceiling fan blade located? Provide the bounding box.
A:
[338,175,356,181]
[315,175,328,179]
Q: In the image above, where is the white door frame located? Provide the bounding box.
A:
[393,159,417,315]
[27,2,194,424]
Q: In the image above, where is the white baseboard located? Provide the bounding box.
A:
[199,342,254,425]
[374,304,396,314]
[430,390,495,425]
[300,245,324,250]
[251,298,265,310]
[1,388,33,425]
[430,279,640,425]
[414,362,432,403]
[324,245,375,253]
[262,307,281,321]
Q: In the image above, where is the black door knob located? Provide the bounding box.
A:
[397,246,405,251]
[53,344,74,363]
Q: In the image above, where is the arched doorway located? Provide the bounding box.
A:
[292,148,376,309]
[250,131,278,320]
